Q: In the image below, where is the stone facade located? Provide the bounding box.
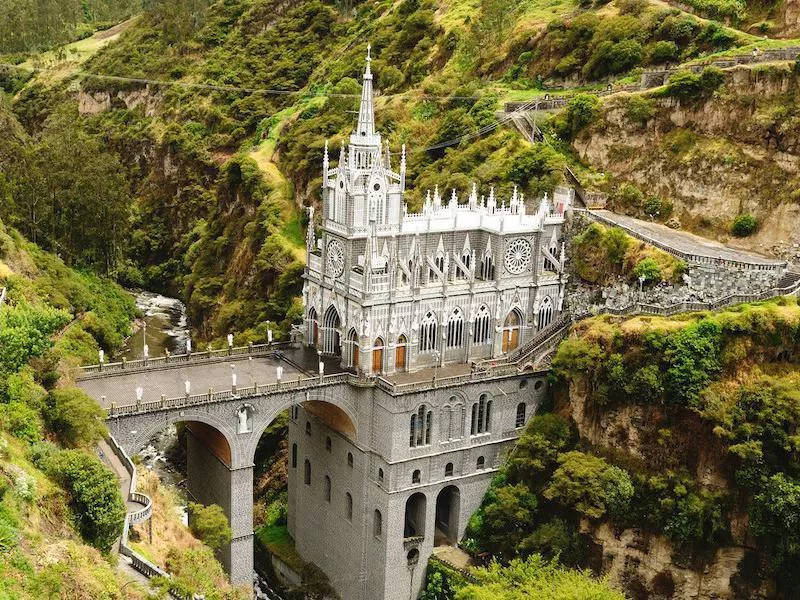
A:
[303,51,570,376]
[287,375,550,600]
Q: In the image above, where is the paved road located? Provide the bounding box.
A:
[79,354,306,407]
[593,210,784,266]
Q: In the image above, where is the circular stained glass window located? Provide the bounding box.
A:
[504,238,531,274]
[326,240,345,277]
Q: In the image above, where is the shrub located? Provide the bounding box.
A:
[731,214,757,237]
[36,448,125,552]
[664,67,725,101]
[633,257,662,282]
[624,96,655,126]
[188,502,232,551]
[0,401,43,444]
[555,94,601,141]
[646,40,678,64]
[45,387,106,448]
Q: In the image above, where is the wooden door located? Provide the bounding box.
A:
[353,345,359,369]
[502,330,510,353]
[372,347,383,374]
[395,344,406,370]
[510,328,519,351]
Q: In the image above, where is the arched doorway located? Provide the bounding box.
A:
[435,486,460,546]
[395,334,407,371]
[502,309,522,353]
[322,305,341,355]
[404,492,427,539]
[346,328,359,369]
[372,337,384,374]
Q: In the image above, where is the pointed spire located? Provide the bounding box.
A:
[433,185,441,208]
[450,188,457,208]
[323,139,329,171]
[338,140,346,167]
[469,182,478,208]
[356,45,376,140]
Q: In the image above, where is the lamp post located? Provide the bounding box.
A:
[432,349,441,387]
[318,349,324,382]
[638,275,646,300]
[231,364,237,394]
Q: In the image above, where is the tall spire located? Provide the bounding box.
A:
[356,44,376,140]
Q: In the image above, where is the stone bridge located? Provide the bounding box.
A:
[78,342,560,592]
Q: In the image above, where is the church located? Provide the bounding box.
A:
[302,50,570,375]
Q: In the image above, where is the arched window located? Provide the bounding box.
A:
[538,297,554,330]
[442,405,451,440]
[446,308,464,348]
[347,328,359,369]
[471,394,492,435]
[305,421,311,435]
[474,305,491,345]
[419,311,437,353]
[324,475,331,502]
[345,492,353,521]
[435,254,445,275]
[322,305,341,355]
[412,469,421,484]
[476,456,485,469]
[347,452,354,468]
[410,405,433,447]
[445,463,454,477]
[378,468,384,483]
[374,510,383,537]
[481,254,494,280]
[372,337,384,374]
[307,307,319,347]
[326,436,332,452]
[502,309,522,353]
[291,443,297,468]
[516,403,527,428]
[304,459,311,485]
[544,238,559,272]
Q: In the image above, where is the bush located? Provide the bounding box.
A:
[646,40,679,64]
[731,214,757,237]
[36,448,125,552]
[624,96,655,126]
[45,387,106,447]
[664,67,725,101]
[189,502,232,551]
[555,94,601,141]
[633,257,662,283]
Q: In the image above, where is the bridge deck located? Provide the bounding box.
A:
[79,348,344,407]
[591,210,783,267]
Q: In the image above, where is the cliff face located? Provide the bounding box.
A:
[559,380,769,599]
[574,64,800,260]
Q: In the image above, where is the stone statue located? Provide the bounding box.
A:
[237,406,251,434]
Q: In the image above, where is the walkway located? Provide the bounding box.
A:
[589,210,785,268]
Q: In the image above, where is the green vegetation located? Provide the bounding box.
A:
[662,67,726,101]
[570,221,685,284]
[731,213,758,236]
[189,502,232,551]
[0,0,140,53]
[455,555,624,599]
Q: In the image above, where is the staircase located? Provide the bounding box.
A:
[776,267,800,290]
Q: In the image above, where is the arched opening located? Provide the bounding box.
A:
[345,492,353,521]
[307,307,319,346]
[446,307,464,348]
[444,462,454,477]
[301,400,356,441]
[324,475,331,502]
[373,509,382,537]
[409,405,432,447]
[419,311,437,353]
[435,486,460,546]
[516,402,527,428]
[372,337,384,374]
[304,459,311,485]
[502,309,522,353]
[412,469,421,484]
[404,492,427,539]
[346,328,359,369]
[538,296,553,330]
[395,334,407,371]
[322,305,341,355]
[476,456,485,469]
[474,304,491,345]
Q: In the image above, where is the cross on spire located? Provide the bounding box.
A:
[355,45,376,141]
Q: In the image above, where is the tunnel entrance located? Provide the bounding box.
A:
[434,485,460,546]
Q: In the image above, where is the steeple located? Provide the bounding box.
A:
[356,45,376,140]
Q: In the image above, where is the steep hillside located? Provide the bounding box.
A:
[572,63,800,259]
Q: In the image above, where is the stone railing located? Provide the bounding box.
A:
[78,342,291,380]
[106,372,351,417]
[577,209,786,272]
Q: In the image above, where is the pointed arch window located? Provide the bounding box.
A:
[481,253,495,280]
[345,492,353,521]
[304,459,311,485]
[322,305,341,355]
[419,311,437,353]
[516,403,527,428]
[446,308,465,348]
[474,304,492,345]
[324,475,331,502]
[410,405,432,447]
[538,297,554,330]
[307,307,319,347]
[471,394,492,435]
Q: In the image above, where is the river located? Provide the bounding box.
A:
[120,290,282,600]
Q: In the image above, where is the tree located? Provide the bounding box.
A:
[455,555,625,599]
[473,483,538,560]
[633,258,662,283]
[45,387,106,447]
[543,451,633,519]
[556,94,601,141]
[37,448,125,552]
[508,145,565,197]
[664,320,722,408]
[189,502,232,551]
[731,214,757,237]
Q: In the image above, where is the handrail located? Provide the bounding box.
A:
[78,341,293,379]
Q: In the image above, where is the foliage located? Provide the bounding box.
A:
[543,452,633,519]
[188,502,232,551]
[508,145,565,198]
[731,213,758,237]
[624,96,655,126]
[664,320,722,408]
[156,546,249,600]
[553,94,601,141]
[750,473,800,587]
[455,555,624,599]
[44,388,106,448]
[633,257,662,282]
[35,446,125,552]
[663,67,726,101]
